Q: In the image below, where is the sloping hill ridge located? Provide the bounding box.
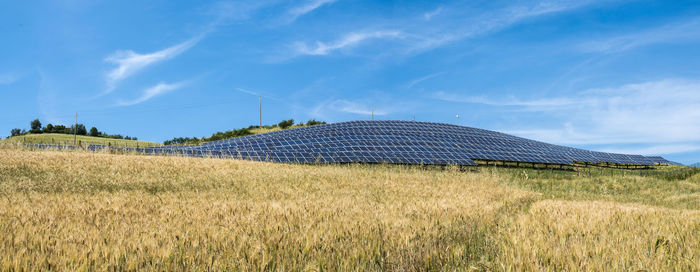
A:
[3,133,161,148]
[91,120,669,166]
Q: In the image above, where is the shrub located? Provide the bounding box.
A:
[164,120,326,145]
[53,125,68,133]
[164,137,199,146]
[306,119,326,126]
[278,119,294,129]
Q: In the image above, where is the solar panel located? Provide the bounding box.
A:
[29,144,76,150]
[79,120,669,167]
[644,156,682,165]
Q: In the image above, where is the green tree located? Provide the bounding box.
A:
[30,119,42,133]
[53,125,68,134]
[278,119,294,129]
[71,124,87,135]
[10,128,22,137]
[30,119,42,130]
[43,123,54,133]
[89,127,99,137]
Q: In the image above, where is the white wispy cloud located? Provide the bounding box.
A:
[406,72,445,89]
[579,18,700,53]
[206,0,269,22]
[206,0,289,26]
[434,91,581,107]
[599,144,700,156]
[116,82,185,106]
[287,0,337,23]
[311,99,390,118]
[234,87,262,97]
[234,87,284,101]
[330,99,389,115]
[293,31,402,56]
[0,73,18,85]
[423,6,443,21]
[103,36,202,94]
[279,0,601,60]
[434,79,700,154]
[404,0,603,53]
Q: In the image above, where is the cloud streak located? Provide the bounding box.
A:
[599,144,700,156]
[423,6,443,21]
[284,0,605,60]
[234,87,284,101]
[287,0,337,23]
[434,79,700,154]
[293,31,402,56]
[205,0,275,22]
[406,72,445,89]
[331,100,388,116]
[103,35,202,95]
[579,18,700,53]
[0,73,18,85]
[434,91,581,107]
[116,82,185,106]
[311,99,391,118]
[403,0,604,53]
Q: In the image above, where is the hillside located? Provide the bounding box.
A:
[0,146,697,270]
[164,123,323,145]
[1,133,161,148]
[249,124,305,135]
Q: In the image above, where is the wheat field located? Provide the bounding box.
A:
[0,147,697,271]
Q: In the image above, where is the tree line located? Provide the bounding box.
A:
[9,119,138,140]
[163,119,326,145]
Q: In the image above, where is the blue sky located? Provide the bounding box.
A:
[1,0,700,164]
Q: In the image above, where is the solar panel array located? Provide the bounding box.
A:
[86,120,666,167]
[644,156,683,166]
[28,144,76,150]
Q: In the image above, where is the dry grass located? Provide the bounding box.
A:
[1,133,161,147]
[248,124,310,135]
[0,147,697,271]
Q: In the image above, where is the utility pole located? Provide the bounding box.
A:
[371,104,374,120]
[74,112,77,146]
[259,96,262,128]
